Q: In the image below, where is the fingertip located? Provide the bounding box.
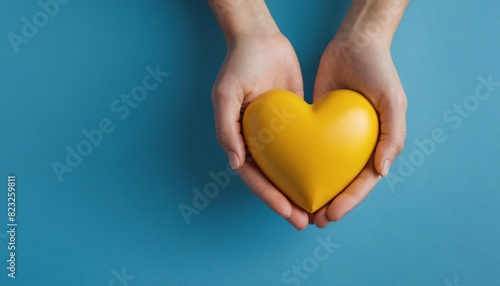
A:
[313,207,330,228]
[380,159,392,177]
[287,208,309,231]
[227,151,241,170]
[374,141,397,177]
[279,203,293,219]
[326,207,345,222]
[291,220,308,231]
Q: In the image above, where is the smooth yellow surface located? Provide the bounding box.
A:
[242,89,379,213]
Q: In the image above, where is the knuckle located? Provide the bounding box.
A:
[398,95,408,109]
[211,84,228,102]
[392,137,406,154]
[215,128,229,149]
[212,80,239,102]
[380,129,407,155]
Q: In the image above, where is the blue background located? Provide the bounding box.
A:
[1,0,499,285]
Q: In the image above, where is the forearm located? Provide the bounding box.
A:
[208,0,280,43]
[336,0,410,48]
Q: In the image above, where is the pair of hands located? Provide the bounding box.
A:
[210,0,408,230]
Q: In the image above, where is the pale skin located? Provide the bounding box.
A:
[209,0,409,230]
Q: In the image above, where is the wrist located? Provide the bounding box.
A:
[335,0,409,49]
[209,0,280,44]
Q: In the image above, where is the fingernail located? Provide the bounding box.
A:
[227,151,240,170]
[381,159,392,177]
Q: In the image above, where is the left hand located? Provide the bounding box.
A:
[311,37,407,228]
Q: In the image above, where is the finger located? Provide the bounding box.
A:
[326,158,381,222]
[237,160,293,219]
[287,204,310,231]
[212,83,246,170]
[313,206,330,228]
[374,81,407,176]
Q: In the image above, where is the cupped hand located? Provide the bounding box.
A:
[312,39,407,228]
[212,32,310,230]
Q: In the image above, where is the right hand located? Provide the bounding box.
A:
[212,32,309,230]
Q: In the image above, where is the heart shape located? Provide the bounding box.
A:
[242,89,379,213]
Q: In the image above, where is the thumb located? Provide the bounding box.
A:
[374,84,407,177]
[212,85,246,170]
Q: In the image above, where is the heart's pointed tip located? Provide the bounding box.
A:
[299,202,322,214]
[305,207,315,214]
[294,191,330,213]
[307,206,322,214]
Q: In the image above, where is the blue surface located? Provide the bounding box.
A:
[1,1,499,285]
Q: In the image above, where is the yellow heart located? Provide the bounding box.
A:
[242,89,379,213]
